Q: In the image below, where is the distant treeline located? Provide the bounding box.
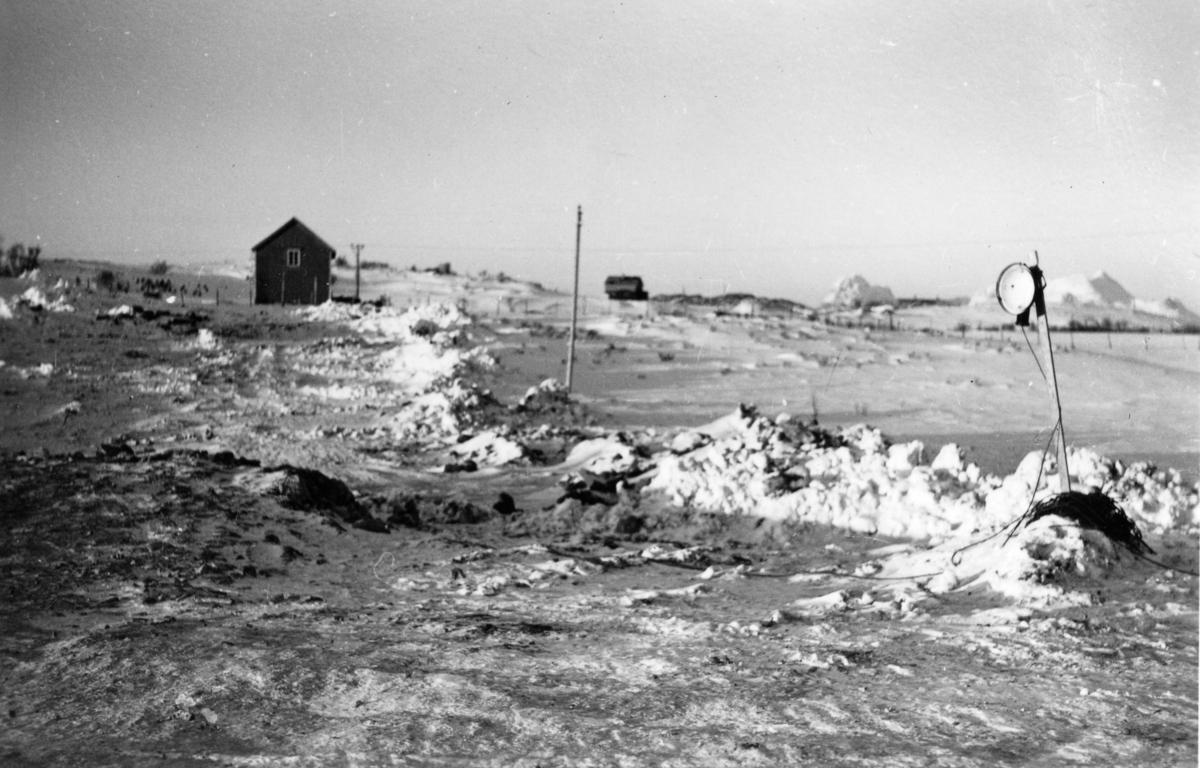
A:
[653,293,810,313]
[895,297,970,308]
[91,269,213,299]
[1065,317,1200,334]
[334,255,391,270]
[0,239,42,277]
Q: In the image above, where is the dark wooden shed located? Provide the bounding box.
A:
[252,217,336,305]
[604,275,648,301]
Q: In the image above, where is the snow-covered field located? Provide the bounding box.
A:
[1,261,1196,765]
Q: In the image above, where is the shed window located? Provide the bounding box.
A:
[286,248,301,268]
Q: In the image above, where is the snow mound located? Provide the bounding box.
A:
[633,404,1198,603]
[353,304,467,344]
[296,301,468,344]
[519,378,570,411]
[15,287,75,313]
[874,514,1109,608]
[193,329,220,350]
[563,435,644,476]
[378,342,490,396]
[647,405,1197,538]
[289,299,498,441]
[6,362,55,379]
[0,297,12,320]
[650,407,981,539]
[389,379,496,441]
[295,301,369,323]
[1067,447,1199,532]
[449,430,527,468]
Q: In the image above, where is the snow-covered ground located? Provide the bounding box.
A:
[256,272,1200,608]
[3,264,1198,608]
[1,261,1197,764]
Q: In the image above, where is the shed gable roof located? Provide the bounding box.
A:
[252,217,336,255]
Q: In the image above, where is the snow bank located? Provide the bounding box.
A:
[294,300,372,323]
[378,342,489,395]
[193,329,219,350]
[353,304,466,345]
[296,301,467,345]
[448,430,527,468]
[14,287,75,313]
[3,362,54,379]
[389,379,494,440]
[294,300,497,440]
[518,378,569,411]
[557,404,1198,605]
[1067,447,1198,532]
[563,435,643,476]
[641,405,1197,540]
[872,515,1103,608]
[649,408,986,540]
[584,318,636,337]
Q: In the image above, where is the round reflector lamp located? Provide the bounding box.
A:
[996,263,1036,315]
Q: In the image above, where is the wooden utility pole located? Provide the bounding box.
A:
[566,206,582,392]
[1029,252,1071,492]
[997,253,1071,492]
[350,243,364,301]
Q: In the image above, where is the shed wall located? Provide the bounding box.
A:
[254,228,332,305]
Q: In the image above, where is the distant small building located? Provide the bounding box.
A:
[252,217,336,305]
[604,275,648,301]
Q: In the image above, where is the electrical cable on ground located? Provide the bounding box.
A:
[949,323,1193,576]
[746,568,945,582]
[545,545,942,582]
[1123,548,1199,578]
[1000,423,1060,549]
[950,423,1059,566]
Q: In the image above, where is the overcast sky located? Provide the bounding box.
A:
[2,1,1197,304]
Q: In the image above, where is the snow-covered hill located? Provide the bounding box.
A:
[824,275,896,309]
[970,270,1199,326]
